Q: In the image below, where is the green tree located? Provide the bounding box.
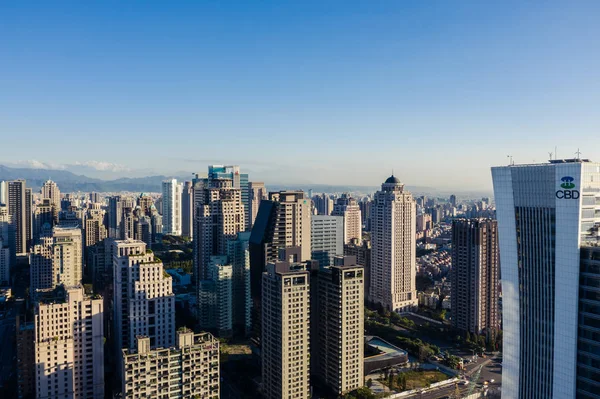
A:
[366,378,373,388]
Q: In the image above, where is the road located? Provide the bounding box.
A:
[403,382,469,399]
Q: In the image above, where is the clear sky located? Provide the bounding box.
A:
[1,1,599,190]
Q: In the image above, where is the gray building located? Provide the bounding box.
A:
[310,215,343,268]
[8,180,32,255]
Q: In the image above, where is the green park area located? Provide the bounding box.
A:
[378,369,449,391]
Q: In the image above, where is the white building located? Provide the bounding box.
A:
[311,215,344,267]
[34,285,104,399]
[121,330,219,399]
[332,193,362,244]
[30,226,83,293]
[492,159,600,399]
[113,240,175,351]
[161,179,182,236]
[369,175,417,311]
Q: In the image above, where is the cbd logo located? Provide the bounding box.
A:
[556,176,580,199]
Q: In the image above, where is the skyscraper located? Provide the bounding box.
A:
[113,240,175,351]
[108,196,135,239]
[331,193,362,244]
[181,180,194,238]
[0,180,6,205]
[198,255,233,336]
[208,165,250,230]
[0,205,15,285]
[310,214,343,268]
[261,260,314,399]
[491,159,600,399]
[161,179,183,236]
[34,285,104,399]
[450,218,500,335]
[34,198,56,241]
[344,237,371,300]
[313,193,334,216]
[41,179,61,215]
[248,181,267,230]
[30,226,83,293]
[227,231,252,335]
[8,180,32,255]
[369,175,417,311]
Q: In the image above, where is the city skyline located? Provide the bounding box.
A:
[3,2,600,190]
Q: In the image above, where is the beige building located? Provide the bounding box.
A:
[370,176,417,311]
[113,240,175,351]
[34,285,104,399]
[121,330,220,399]
[312,258,364,395]
[261,260,314,399]
[332,193,362,244]
[248,181,267,230]
[85,209,107,249]
[30,226,83,293]
[41,180,61,217]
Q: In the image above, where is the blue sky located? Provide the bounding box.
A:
[1,1,599,190]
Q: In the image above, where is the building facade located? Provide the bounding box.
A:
[311,215,343,268]
[208,165,250,230]
[8,180,32,255]
[248,181,267,230]
[450,218,500,334]
[161,179,183,236]
[370,175,417,311]
[344,238,371,300]
[34,285,104,399]
[181,180,194,238]
[331,193,362,244]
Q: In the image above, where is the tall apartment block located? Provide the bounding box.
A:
[181,180,193,238]
[450,218,500,335]
[8,180,32,255]
[492,158,600,399]
[162,179,183,235]
[261,260,314,399]
[248,181,267,230]
[344,237,371,300]
[113,240,175,351]
[34,285,104,399]
[121,330,219,399]
[311,215,343,267]
[331,193,362,244]
[208,165,250,230]
[370,175,417,311]
[41,179,61,220]
[30,226,83,293]
[85,209,107,249]
[311,257,364,395]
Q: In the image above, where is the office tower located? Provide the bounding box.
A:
[359,198,372,231]
[578,247,600,397]
[30,226,83,293]
[0,180,6,205]
[34,285,104,399]
[8,180,32,255]
[261,260,314,399]
[370,175,417,311]
[194,177,245,281]
[85,210,107,249]
[198,256,233,336]
[17,315,35,399]
[313,193,334,215]
[344,237,371,300]
[113,240,175,350]
[208,165,250,230]
[121,330,219,399]
[89,192,101,204]
[331,193,362,244]
[34,198,56,241]
[41,179,61,213]
[108,196,124,239]
[449,194,457,207]
[312,257,364,395]
[491,158,600,399]
[450,219,500,334]
[248,181,267,230]
[250,191,311,302]
[311,215,343,267]
[227,231,252,335]
[181,180,193,238]
[162,179,183,235]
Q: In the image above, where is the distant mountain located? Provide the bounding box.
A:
[0,165,175,193]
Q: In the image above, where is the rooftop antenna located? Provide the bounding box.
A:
[576,148,582,160]
[507,155,513,165]
[548,151,553,161]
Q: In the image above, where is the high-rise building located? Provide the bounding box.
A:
[344,237,371,300]
[227,231,252,335]
[359,198,372,231]
[198,255,233,336]
[113,240,175,351]
[193,177,245,282]
[121,330,219,399]
[85,210,107,249]
[369,175,417,311]
[208,165,250,230]
[311,257,364,395]
[162,179,183,235]
[0,180,6,205]
[8,180,32,255]
[313,193,334,216]
[30,226,83,293]
[181,180,194,238]
[491,159,600,399]
[34,285,104,399]
[89,192,101,204]
[248,181,267,230]
[450,218,500,335]
[261,260,314,399]
[108,196,135,239]
[41,179,61,215]
[310,215,343,268]
[34,198,56,241]
[0,204,16,272]
[0,237,9,286]
[449,194,457,207]
[331,193,362,244]
[137,194,153,215]
[16,315,35,399]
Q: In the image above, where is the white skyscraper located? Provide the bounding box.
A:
[492,159,600,399]
[161,179,182,236]
[369,175,417,311]
[34,285,104,399]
